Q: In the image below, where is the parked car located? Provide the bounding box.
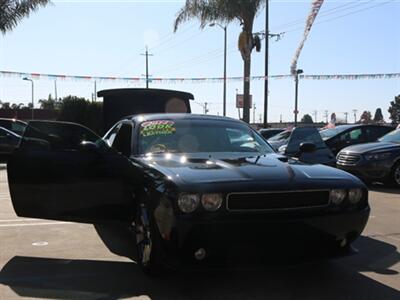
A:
[0,118,27,136]
[267,129,292,151]
[320,124,394,156]
[337,129,400,187]
[8,115,369,274]
[0,126,21,162]
[259,128,285,140]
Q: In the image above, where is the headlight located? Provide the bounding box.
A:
[201,193,223,211]
[178,193,200,213]
[330,189,347,205]
[348,189,363,204]
[365,152,391,160]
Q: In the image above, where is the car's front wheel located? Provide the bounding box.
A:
[135,202,165,275]
[389,161,400,188]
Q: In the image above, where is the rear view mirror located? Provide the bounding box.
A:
[79,141,99,153]
[299,142,316,153]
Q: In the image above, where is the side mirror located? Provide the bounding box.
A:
[299,142,316,153]
[79,141,99,153]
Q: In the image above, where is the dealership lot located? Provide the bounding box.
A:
[0,167,399,299]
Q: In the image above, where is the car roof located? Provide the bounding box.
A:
[0,118,27,124]
[121,113,241,123]
[260,128,285,132]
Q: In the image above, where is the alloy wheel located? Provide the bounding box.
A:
[136,204,152,266]
[394,164,400,186]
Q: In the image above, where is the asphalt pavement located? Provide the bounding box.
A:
[0,166,399,300]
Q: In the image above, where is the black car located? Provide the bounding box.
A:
[337,129,400,187]
[7,115,369,274]
[0,126,21,162]
[0,118,27,136]
[320,124,393,155]
[259,128,285,140]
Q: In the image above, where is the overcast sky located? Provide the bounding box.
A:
[0,0,399,123]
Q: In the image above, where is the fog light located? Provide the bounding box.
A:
[330,189,347,205]
[194,248,206,260]
[201,193,223,211]
[178,193,200,213]
[348,189,363,204]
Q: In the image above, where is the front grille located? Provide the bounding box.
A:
[337,153,361,166]
[226,191,330,211]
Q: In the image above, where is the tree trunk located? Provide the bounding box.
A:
[242,56,251,123]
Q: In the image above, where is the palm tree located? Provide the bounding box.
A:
[0,0,50,34]
[174,0,264,123]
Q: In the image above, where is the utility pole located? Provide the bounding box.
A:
[94,81,97,101]
[352,109,358,123]
[204,102,209,115]
[313,110,318,123]
[253,103,256,124]
[54,80,58,100]
[262,1,284,128]
[344,112,349,124]
[259,114,262,123]
[324,110,329,123]
[141,46,153,88]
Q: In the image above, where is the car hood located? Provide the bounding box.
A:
[340,142,400,154]
[135,153,361,191]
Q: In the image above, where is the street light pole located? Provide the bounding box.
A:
[210,23,227,116]
[23,77,34,120]
[294,69,303,126]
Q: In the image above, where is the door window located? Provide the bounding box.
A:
[340,128,363,142]
[111,123,133,157]
[20,121,108,152]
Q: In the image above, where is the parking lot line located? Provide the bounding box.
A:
[0,222,72,228]
[0,219,41,222]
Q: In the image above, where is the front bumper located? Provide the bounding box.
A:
[162,207,370,264]
[337,158,393,182]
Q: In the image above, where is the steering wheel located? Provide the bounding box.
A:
[149,143,168,153]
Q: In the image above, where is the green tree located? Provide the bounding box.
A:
[39,94,60,110]
[301,114,313,124]
[373,108,384,123]
[1,102,11,109]
[58,96,104,134]
[359,111,372,124]
[388,95,400,124]
[0,0,50,34]
[174,0,264,123]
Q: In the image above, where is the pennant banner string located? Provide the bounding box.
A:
[0,70,399,83]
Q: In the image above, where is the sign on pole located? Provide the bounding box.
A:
[236,94,253,109]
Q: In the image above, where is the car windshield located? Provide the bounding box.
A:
[378,129,400,143]
[268,130,291,142]
[319,125,355,140]
[138,119,274,155]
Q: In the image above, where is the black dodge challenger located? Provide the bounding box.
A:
[7,114,370,273]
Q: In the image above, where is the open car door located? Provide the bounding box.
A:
[7,121,136,223]
[285,127,336,166]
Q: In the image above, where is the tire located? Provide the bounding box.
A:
[389,161,400,188]
[135,201,166,275]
